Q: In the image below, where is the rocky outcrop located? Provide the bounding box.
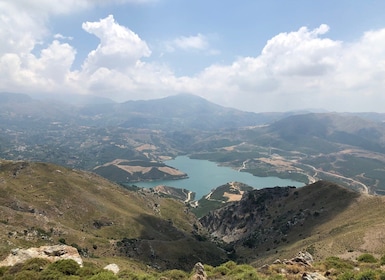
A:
[0,245,83,267]
[199,181,359,254]
[200,186,297,244]
[190,262,207,280]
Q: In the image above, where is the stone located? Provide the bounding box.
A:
[104,263,120,274]
[190,262,207,280]
[302,272,328,280]
[0,245,83,267]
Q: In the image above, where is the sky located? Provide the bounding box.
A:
[1,0,385,112]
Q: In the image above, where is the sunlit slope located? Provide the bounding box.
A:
[0,160,225,270]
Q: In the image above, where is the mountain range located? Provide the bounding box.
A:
[1,91,385,195]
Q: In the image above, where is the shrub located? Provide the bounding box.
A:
[211,265,230,276]
[355,269,377,280]
[39,268,65,280]
[117,269,156,279]
[324,256,354,270]
[379,271,385,280]
[380,254,385,265]
[357,254,377,263]
[77,262,102,277]
[89,271,119,280]
[22,258,50,272]
[223,260,237,270]
[0,266,9,276]
[233,270,261,280]
[47,259,80,275]
[228,264,260,279]
[159,269,188,279]
[14,270,40,280]
[337,271,355,280]
[7,262,25,275]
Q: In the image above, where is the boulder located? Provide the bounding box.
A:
[104,263,120,274]
[190,262,207,280]
[0,245,83,267]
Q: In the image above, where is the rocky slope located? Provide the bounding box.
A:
[200,181,385,265]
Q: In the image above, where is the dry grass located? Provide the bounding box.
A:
[0,160,225,270]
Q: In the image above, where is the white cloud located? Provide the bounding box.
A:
[174,25,385,112]
[1,0,385,113]
[165,34,210,52]
[81,15,151,73]
[261,24,340,77]
[54,34,74,40]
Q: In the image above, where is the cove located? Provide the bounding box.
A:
[134,156,303,200]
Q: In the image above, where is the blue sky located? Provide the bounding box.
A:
[1,0,385,112]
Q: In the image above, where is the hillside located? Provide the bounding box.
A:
[78,93,276,130]
[2,159,385,278]
[200,181,385,266]
[0,159,226,271]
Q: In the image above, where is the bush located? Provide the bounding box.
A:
[223,260,238,270]
[14,270,40,280]
[77,262,102,277]
[211,265,230,276]
[324,256,354,270]
[22,258,50,272]
[0,266,9,276]
[117,270,156,279]
[357,254,377,263]
[89,271,119,280]
[47,259,80,275]
[337,271,355,280]
[159,269,188,279]
[355,269,377,280]
[228,264,260,279]
[40,269,65,280]
[380,254,385,265]
[233,270,261,280]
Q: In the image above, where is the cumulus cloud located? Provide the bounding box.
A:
[261,24,341,77]
[81,15,151,73]
[175,25,385,112]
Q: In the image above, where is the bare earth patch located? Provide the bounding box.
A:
[135,144,157,152]
[223,182,244,202]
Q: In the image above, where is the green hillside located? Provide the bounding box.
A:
[0,159,226,271]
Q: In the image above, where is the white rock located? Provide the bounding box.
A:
[104,263,120,274]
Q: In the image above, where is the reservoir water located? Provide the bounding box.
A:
[134,156,303,200]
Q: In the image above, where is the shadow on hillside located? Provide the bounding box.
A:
[116,213,227,271]
[200,181,361,262]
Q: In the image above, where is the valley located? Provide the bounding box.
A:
[2,93,385,196]
[2,92,385,277]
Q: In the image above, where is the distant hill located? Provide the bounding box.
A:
[268,113,385,153]
[78,93,286,130]
[0,92,33,103]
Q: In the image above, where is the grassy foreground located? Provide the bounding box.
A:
[2,253,385,279]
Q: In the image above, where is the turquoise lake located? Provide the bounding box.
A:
[134,156,303,200]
